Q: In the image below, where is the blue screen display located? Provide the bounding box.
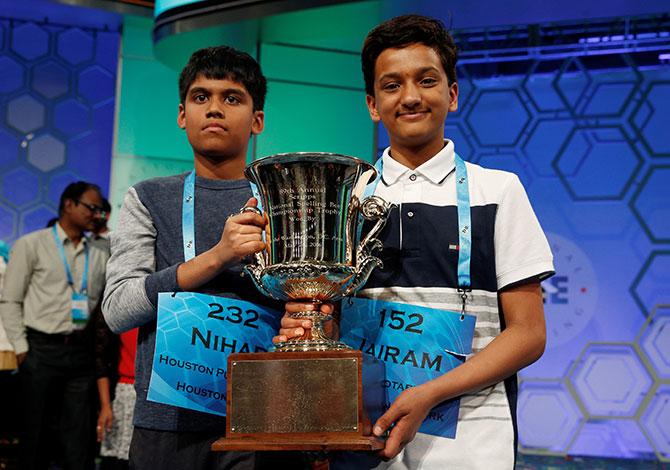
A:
[154,0,207,17]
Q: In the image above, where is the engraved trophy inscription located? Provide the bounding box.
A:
[243,152,391,351]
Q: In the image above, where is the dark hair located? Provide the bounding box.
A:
[361,14,458,96]
[101,198,111,214]
[58,181,102,216]
[178,46,267,111]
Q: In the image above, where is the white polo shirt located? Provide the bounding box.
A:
[341,141,554,470]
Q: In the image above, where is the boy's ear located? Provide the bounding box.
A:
[449,82,459,112]
[366,95,381,123]
[251,110,265,135]
[177,103,186,129]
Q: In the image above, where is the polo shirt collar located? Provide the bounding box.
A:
[381,140,456,186]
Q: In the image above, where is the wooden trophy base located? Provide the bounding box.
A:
[212,434,383,452]
[212,350,384,451]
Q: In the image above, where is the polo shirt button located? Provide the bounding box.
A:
[409,174,417,181]
[407,211,414,218]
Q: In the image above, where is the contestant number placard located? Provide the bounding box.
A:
[148,292,280,416]
[341,297,476,438]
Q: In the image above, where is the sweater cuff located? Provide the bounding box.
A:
[144,264,181,308]
[12,337,28,356]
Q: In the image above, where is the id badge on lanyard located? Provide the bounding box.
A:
[148,292,279,416]
[343,152,476,439]
[341,298,476,438]
[71,292,90,325]
[148,171,277,416]
[52,226,90,329]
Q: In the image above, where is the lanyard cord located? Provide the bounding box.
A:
[182,171,262,262]
[361,152,472,291]
[52,225,89,294]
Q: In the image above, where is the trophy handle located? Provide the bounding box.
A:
[343,255,383,297]
[243,265,275,299]
[239,205,273,296]
[253,251,267,270]
[356,196,393,261]
[343,196,394,297]
[240,205,269,271]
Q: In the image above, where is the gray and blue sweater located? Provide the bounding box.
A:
[102,172,278,432]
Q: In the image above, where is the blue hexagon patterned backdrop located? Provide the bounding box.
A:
[1,3,669,463]
[0,15,119,243]
[376,46,670,461]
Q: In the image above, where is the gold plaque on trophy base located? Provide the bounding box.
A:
[211,350,383,451]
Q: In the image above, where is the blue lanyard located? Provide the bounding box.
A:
[362,152,472,289]
[52,225,89,294]
[182,171,263,262]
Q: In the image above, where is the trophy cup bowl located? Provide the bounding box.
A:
[214,152,391,451]
[243,152,392,352]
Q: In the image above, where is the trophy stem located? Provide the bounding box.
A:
[274,303,352,352]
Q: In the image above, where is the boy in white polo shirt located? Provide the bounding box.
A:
[278,14,554,469]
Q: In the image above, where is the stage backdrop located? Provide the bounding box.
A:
[1,0,667,463]
[376,32,670,461]
[109,5,377,228]
[0,2,120,244]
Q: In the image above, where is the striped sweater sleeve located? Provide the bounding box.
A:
[102,187,179,333]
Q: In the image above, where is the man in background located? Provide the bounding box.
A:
[0,182,110,470]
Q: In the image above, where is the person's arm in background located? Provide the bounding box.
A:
[0,237,33,363]
[94,303,115,441]
[96,377,113,442]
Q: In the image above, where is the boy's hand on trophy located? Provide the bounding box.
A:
[373,384,434,460]
[216,197,266,266]
[272,302,336,343]
[273,313,311,342]
[176,197,266,290]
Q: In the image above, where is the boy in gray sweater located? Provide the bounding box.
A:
[103,46,302,469]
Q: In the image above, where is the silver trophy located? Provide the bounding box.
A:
[244,152,392,352]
